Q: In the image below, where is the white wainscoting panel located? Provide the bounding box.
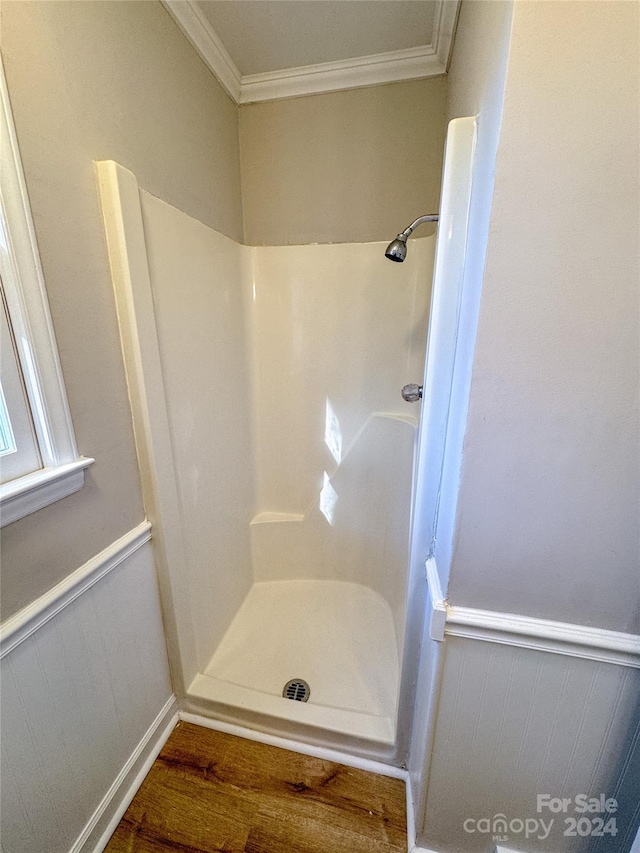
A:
[0,532,174,853]
[416,636,640,853]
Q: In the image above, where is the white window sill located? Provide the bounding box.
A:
[0,457,95,527]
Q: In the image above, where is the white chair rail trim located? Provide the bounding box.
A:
[0,520,152,658]
[426,561,640,669]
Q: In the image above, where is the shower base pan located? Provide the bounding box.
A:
[186,579,400,758]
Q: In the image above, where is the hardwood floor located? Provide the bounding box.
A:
[105,721,407,853]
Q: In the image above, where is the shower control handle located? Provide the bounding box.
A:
[402,383,423,403]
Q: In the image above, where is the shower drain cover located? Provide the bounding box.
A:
[283,678,310,702]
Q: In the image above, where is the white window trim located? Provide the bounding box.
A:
[0,60,93,526]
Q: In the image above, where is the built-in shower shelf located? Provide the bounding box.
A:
[251,511,305,525]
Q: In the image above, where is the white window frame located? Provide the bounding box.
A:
[0,285,42,481]
[0,60,93,526]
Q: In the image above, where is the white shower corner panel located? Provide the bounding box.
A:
[139,189,256,669]
[99,159,438,761]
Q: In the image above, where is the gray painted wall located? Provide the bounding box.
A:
[239,78,447,245]
[0,1,447,620]
[448,0,640,633]
[415,4,640,847]
[0,0,243,617]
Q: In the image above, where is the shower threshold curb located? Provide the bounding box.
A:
[187,672,397,757]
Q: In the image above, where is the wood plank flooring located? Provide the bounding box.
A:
[105,721,407,853]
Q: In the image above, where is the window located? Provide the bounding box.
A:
[0,282,42,482]
[0,61,93,526]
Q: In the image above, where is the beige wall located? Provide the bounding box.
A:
[0,0,243,618]
[239,78,448,245]
[426,0,513,597]
[0,2,449,618]
[415,6,639,848]
[447,0,513,126]
[448,0,640,632]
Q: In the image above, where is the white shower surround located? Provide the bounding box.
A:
[99,160,435,760]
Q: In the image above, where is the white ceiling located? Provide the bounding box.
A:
[197,1,439,76]
[162,0,459,104]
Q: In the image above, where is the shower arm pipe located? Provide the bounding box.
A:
[398,214,439,241]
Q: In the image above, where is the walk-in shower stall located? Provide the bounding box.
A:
[98,117,474,764]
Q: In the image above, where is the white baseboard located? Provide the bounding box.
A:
[61,698,557,853]
[179,711,406,781]
[73,695,178,853]
[410,845,513,853]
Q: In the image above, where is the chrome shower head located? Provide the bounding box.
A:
[385,213,439,263]
[384,236,408,262]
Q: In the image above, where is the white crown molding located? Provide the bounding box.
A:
[239,46,443,104]
[162,0,459,104]
[162,0,241,102]
[0,520,152,657]
[434,0,461,72]
[180,711,406,779]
